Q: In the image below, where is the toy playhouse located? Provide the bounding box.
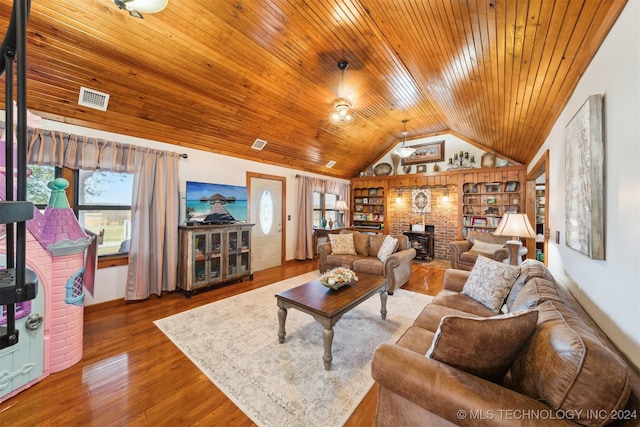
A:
[0,175,95,403]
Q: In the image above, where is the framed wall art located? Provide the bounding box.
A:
[412,189,431,214]
[565,94,605,260]
[401,141,445,165]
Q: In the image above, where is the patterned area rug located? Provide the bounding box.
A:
[154,271,432,427]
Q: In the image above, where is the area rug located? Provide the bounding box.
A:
[154,271,432,427]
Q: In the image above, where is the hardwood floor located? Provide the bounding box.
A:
[0,259,448,427]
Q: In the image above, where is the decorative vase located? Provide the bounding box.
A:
[321,217,327,228]
[328,219,334,229]
[391,152,401,175]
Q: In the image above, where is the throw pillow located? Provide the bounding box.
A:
[426,309,538,382]
[470,239,506,255]
[461,255,521,312]
[376,235,398,263]
[328,233,357,255]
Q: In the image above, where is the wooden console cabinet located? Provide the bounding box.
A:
[178,224,254,297]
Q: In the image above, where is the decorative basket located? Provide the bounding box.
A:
[319,267,358,290]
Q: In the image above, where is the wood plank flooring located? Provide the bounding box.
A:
[0,259,448,427]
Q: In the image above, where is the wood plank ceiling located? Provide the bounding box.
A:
[0,0,627,179]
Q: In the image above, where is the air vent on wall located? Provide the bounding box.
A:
[78,86,110,111]
[251,138,268,151]
[325,160,336,168]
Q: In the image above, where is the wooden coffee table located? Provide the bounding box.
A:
[275,273,388,370]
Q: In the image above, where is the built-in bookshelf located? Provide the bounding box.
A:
[460,170,525,237]
[535,187,546,261]
[352,180,386,233]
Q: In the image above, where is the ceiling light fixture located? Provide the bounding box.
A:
[395,119,416,158]
[330,61,355,124]
[114,0,168,19]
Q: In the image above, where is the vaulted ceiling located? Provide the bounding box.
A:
[0,0,627,179]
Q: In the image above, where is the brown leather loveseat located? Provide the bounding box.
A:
[318,231,416,294]
[371,259,639,426]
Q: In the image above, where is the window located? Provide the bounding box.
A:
[27,165,59,209]
[26,166,133,262]
[76,170,133,256]
[313,192,338,228]
[259,188,274,234]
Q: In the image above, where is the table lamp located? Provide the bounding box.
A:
[335,200,349,227]
[493,212,536,265]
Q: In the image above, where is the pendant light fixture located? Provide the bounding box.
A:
[395,119,416,158]
[330,61,355,124]
[114,0,168,18]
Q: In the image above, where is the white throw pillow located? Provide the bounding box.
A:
[470,239,506,255]
[328,233,357,255]
[377,235,398,263]
[461,256,521,312]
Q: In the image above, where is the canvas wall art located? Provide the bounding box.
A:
[565,94,605,259]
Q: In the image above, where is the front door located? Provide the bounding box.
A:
[248,173,285,271]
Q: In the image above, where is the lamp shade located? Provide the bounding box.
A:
[494,213,536,240]
[395,146,416,158]
[330,99,355,124]
[335,200,348,211]
[115,0,168,13]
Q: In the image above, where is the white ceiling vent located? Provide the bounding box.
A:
[78,86,110,111]
[251,138,268,150]
[325,160,336,168]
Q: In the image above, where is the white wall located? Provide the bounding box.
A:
[375,133,489,174]
[528,1,640,367]
[20,118,347,306]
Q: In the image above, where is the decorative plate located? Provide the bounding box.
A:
[402,165,412,174]
[374,163,392,176]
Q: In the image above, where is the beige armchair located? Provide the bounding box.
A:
[448,230,509,270]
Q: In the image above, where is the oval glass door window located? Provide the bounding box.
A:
[259,189,274,235]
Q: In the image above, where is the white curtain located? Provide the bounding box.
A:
[22,126,180,300]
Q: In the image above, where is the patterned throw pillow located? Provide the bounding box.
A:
[426,309,538,382]
[328,233,357,255]
[377,235,398,263]
[461,255,521,312]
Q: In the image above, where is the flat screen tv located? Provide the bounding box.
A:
[185,181,247,224]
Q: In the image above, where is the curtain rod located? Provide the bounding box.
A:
[179,153,188,158]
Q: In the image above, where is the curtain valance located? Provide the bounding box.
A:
[1,123,177,173]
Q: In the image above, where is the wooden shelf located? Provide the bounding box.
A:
[460,169,525,238]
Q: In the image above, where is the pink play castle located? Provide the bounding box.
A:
[0,176,94,403]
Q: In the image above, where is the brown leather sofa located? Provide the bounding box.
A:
[371,261,639,426]
[449,230,510,270]
[318,231,416,294]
